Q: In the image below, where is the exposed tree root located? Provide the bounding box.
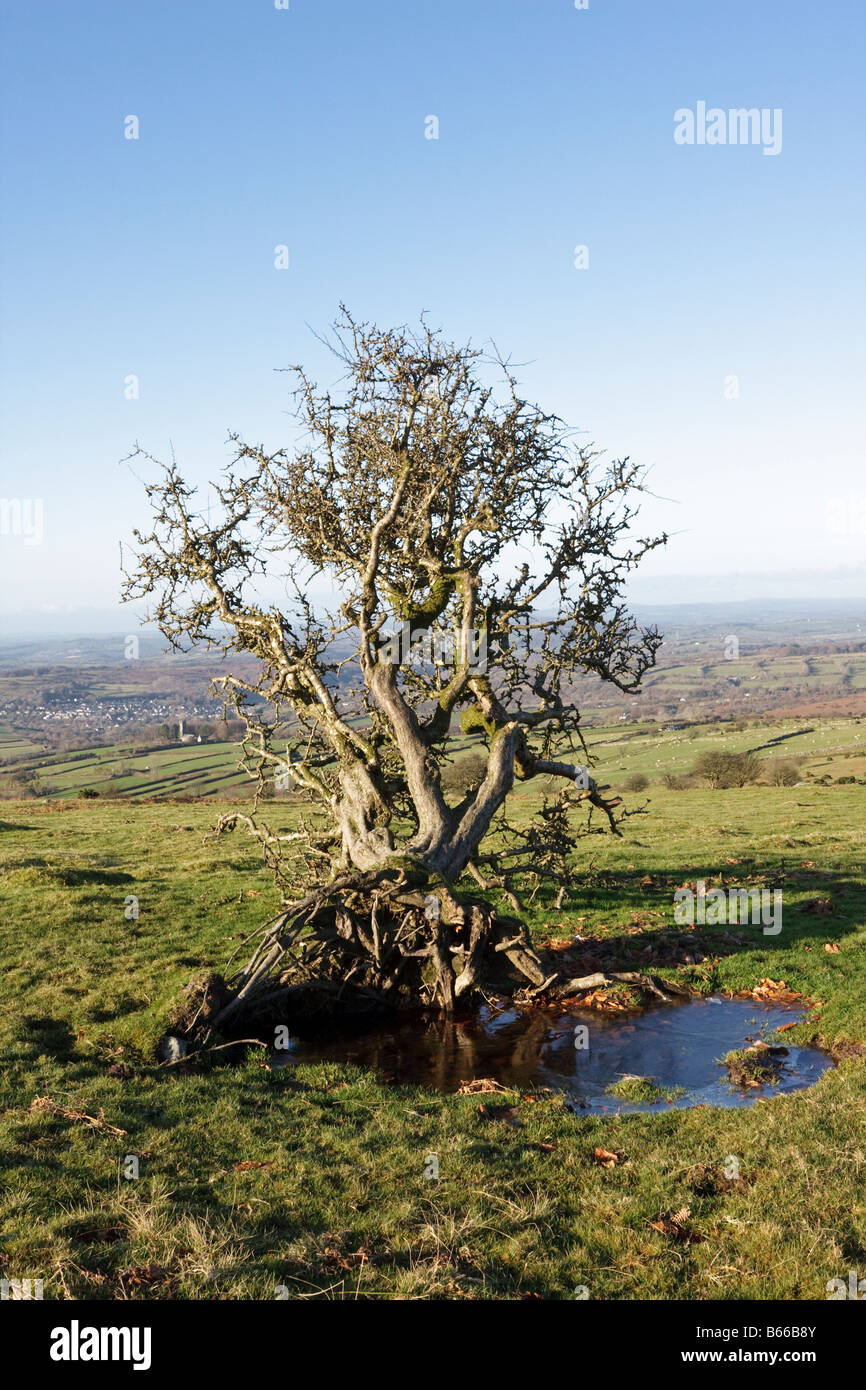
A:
[545,970,693,1003]
[164,876,693,1056]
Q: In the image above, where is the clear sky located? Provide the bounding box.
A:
[1,0,864,627]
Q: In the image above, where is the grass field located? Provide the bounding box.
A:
[0,738,253,800]
[1,716,864,1300]
[0,727,45,761]
[3,710,865,803]
[575,646,866,723]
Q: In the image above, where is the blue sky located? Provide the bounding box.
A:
[1,0,864,625]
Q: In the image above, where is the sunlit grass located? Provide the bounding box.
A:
[1,722,864,1299]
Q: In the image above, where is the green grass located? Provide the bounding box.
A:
[4,711,864,803]
[1,737,301,801]
[604,1076,688,1104]
[1,731,865,1300]
[0,726,45,761]
[723,1046,788,1089]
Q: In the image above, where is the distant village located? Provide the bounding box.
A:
[0,687,233,748]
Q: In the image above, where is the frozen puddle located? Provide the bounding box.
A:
[272,995,832,1111]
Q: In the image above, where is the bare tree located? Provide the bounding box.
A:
[693,750,762,789]
[123,308,667,1027]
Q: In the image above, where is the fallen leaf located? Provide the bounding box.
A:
[118,1263,174,1293]
[746,978,802,1004]
[593,1147,622,1167]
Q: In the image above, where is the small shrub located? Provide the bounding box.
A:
[693,750,762,788]
[622,772,649,792]
[661,771,694,790]
[769,760,801,786]
[440,752,488,799]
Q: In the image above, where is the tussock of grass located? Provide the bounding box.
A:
[605,1075,687,1103]
[723,1045,788,1088]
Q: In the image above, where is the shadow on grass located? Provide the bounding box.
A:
[520,862,864,980]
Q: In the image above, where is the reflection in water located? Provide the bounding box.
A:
[272,996,831,1112]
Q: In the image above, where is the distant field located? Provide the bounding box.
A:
[2,615,866,763]
[582,715,866,786]
[2,713,865,803]
[0,726,45,760]
[0,738,254,800]
[575,646,866,723]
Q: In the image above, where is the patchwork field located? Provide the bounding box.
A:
[3,711,866,804]
[0,737,254,800]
